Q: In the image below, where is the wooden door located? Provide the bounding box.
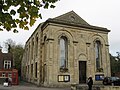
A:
[79,61,86,83]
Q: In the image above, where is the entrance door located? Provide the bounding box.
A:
[79,61,86,83]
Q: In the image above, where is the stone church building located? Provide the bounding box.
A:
[21,11,111,87]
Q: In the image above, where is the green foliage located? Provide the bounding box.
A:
[0,0,59,32]
[110,53,120,76]
[4,39,24,76]
[10,10,16,15]
[12,45,24,76]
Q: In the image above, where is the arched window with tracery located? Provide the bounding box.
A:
[59,36,68,69]
[95,40,102,71]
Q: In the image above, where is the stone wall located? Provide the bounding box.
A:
[21,11,111,87]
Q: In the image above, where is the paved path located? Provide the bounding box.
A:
[0,81,71,90]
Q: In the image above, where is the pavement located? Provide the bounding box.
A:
[0,81,71,90]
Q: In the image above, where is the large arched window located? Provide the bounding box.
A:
[60,36,68,68]
[95,40,102,70]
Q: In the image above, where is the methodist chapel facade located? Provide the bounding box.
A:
[21,11,111,87]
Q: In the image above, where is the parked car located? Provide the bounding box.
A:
[103,76,120,86]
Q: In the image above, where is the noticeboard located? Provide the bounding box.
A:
[58,75,70,82]
[95,74,104,81]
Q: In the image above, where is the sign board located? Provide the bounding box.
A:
[58,75,70,82]
[95,74,104,81]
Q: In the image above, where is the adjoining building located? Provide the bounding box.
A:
[0,46,18,85]
[21,11,111,87]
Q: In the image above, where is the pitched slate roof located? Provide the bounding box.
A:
[3,53,13,60]
[0,52,13,60]
[42,11,110,32]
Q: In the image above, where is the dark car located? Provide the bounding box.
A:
[103,76,120,86]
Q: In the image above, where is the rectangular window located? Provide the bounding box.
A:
[4,60,11,69]
[36,35,38,57]
[2,72,5,77]
[28,65,29,74]
[31,64,33,77]
[26,66,27,74]
[35,62,37,78]
[8,73,12,77]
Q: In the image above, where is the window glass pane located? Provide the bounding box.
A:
[28,65,29,74]
[8,64,10,69]
[36,36,38,56]
[8,73,12,77]
[4,60,11,69]
[2,73,5,77]
[60,38,65,67]
[95,41,101,69]
[5,64,7,69]
[31,64,33,77]
[60,37,68,68]
[35,62,37,78]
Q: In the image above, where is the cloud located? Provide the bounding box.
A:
[0,0,120,55]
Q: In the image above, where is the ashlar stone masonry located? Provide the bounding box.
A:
[21,11,111,87]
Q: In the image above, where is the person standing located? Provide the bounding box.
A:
[87,75,93,90]
[5,77,9,83]
[8,77,12,86]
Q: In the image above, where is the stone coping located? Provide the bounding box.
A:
[71,84,120,90]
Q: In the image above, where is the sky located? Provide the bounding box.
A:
[0,0,120,56]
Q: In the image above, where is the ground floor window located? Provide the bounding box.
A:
[35,62,37,78]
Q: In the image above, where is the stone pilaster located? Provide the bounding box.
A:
[86,43,91,77]
[73,41,78,83]
[46,38,54,85]
[105,44,111,77]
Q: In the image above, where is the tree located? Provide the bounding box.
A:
[12,44,24,76]
[116,52,120,60]
[110,54,117,75]
[110,53,120,76]
[0,0,59,32]
[4,39,24,76]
